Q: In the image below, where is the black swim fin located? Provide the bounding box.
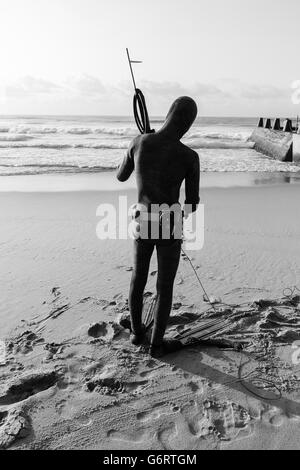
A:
[142,295,156,331]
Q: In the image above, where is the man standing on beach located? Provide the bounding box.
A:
[117,96,200,357]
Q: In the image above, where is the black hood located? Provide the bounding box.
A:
[161,96,198,139]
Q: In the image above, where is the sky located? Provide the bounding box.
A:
[0,0,299,116]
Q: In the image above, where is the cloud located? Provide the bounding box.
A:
[215,79,288,101]
[124,80,232,114]
[136,80,228,100]
[140,80,187,97]
[66,75,106,96]
[5,76,62,98]
[238,84,287,100]
[1,75,293,115]
[192,82,231,99]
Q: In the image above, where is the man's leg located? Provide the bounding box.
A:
[129,239,154,337]
[150,240,181,351]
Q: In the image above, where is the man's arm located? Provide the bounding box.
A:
[184,152,200,216]
[116,140,135,182]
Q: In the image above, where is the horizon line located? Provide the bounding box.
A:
[0,113,296,119]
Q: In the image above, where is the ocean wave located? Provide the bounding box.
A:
[0,163,117,176]
[0,134,34,142]
[5,125,138,137]
[30,128,58,134]
[10,126,58,134]
[0,142,129,150]
[187,131,251,140]
[0,139,254,150]
[186,138,255,150]
[0,162,117,168]
[0,143,73,149]
[73,143,128,149]
[66,128,93,135]
[93,127,137,136]
[1,162,299,176]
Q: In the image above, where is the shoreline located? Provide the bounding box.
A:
[0,170,300,193]
[1,179,299,450]
[1,182,300,335]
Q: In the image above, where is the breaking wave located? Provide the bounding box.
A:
[0,142,129,150]
[186,138,255,150]
[0,134,34,142]
[4,125,138,137]
[0,115,299,177]
[188,131,251,140]
[0,138,253,151]
[0,163,117,176]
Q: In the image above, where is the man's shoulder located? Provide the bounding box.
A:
[130,133,154,150]
[129,133,156,152]
[180,142,198,159]
[129,135,142,149]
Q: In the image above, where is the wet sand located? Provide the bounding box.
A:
[0,173,299,449]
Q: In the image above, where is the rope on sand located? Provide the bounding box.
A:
[180,249,299,401]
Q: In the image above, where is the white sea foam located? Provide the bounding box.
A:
[0,142,129,150]
[93,127,137,136]
[186,138,255,150]
[0,134,33,142]
[6,125,138,137]
[0,116,299,176]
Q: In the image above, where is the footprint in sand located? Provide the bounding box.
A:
[261,405,286,427]
[55,399,93,427]
[171,405,181,413]
[55,399,68,415]
[137,401,182,427]
[139,364,165,378]
[189,400,252,442]
[180,399,197,414]
[107,428,146,444]
[0,369,59,406]
[87,322,124,341]
[7,330,44,356]
[157,423,178,450]
[164,398,253,446]
[88,322,108,338]
[173,302,182,310]
[85,376,149,396]
[187,381,200,393]
[139,370,155,379]
[0,409,31,449]
[137,406,170,423]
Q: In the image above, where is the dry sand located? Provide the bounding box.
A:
[0,174,299,450]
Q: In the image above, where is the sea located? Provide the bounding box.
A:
[0,115,299,176]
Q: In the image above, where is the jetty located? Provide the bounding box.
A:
[250,118,300,162]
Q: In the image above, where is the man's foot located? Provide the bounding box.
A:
[131,325,147,346]
[149,339,182,358]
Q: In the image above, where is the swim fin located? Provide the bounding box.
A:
[174,317,231,345]
[142,295,232,342]
[142,295,156,331]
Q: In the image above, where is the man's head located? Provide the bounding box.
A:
[162,96,198,139]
